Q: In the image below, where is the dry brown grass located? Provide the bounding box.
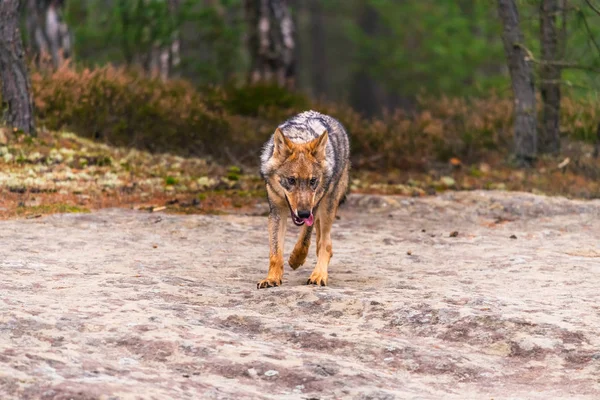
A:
[26,65,600,171]
[1,65,600,220]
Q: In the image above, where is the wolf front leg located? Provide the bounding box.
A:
[307,205,335,286]
[288,224,313,270]
[257,205,287,289]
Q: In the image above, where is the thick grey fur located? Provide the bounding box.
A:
[260,110,350,184]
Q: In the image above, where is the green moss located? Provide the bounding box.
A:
[17,204,90,215]
[468,165,483,177]
[235,189,266,198]
[165,176,179,185]
[226,166,242,181]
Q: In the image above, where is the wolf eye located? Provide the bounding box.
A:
[310,178,318,186]
[287,177,296,186]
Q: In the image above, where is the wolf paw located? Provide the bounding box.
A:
[306,271,328,286]
[257,278,282,289]
[288,251,307,270]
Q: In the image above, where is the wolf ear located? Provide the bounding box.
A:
[309,130,328,161]
[273,128,293,159]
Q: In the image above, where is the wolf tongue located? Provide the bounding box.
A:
[303,214,314,227]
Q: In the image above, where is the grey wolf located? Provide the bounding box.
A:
[257,110,350,288]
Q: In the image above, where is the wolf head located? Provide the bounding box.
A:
[264,128,329,226]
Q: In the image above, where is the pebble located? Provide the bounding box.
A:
[247,368,258,379]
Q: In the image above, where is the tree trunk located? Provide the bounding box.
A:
[118,0,179,81]
[25,0,72,69]
[0,0,36,135]
[309,0,327,97]
[539,0,561,154]
[244,0,296,88]
[497,0,537,164]
[165,0,181,79]
[167,0,181,78]
[149,0,181,81]
[349,0,381,117]
[117,0,134,66]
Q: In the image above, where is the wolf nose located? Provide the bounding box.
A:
[297,210,311,219]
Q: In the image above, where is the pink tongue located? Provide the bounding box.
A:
[303,214,314,226]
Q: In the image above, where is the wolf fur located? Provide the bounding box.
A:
[258,110,350,288]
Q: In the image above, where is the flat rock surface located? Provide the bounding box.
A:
[1,191,600,399]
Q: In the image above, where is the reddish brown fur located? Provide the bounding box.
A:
[258,128,348,289]
[266,129,328,215]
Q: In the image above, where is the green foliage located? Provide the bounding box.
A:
[552,4,600,95]
[64,0,247,84]
[66,0,180,64]
[222,83,311,117]
[332,0,600,100]
[509,0,600,96]
[64,0,122,64]
[116,0,179,63]
[61,0,600,104]
[181,0,247,84]
[346,1,507,97]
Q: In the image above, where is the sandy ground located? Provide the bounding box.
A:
[1,190,600,400]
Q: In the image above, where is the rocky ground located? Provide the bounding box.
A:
[1,191,600,399]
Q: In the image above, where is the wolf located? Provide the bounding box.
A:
[257,110,350,289]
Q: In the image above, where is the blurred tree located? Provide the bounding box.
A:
[24,0,72,69]
[244,0,295,88]
[348,0,381,116]
[295,0,356,104]
[31,0,600,123]
[347,1,506,103]
[65,0,245,85]
[497,0,537,164]
[308,0,327,98]
[518,0,600,97]
[179,0,246,85]
[116,0,181,80]
[539,0,561,154]
[0,0,36,135]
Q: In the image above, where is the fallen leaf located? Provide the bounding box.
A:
[440,176,456,187]
[566,249,600,258]
[449,157,462,167]
[557,157,570,169]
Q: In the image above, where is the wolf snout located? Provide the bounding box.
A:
[297,210,312,219]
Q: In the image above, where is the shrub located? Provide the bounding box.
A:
[10,64,600,171]
[31,65,230,158]
[221,83,311,117]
